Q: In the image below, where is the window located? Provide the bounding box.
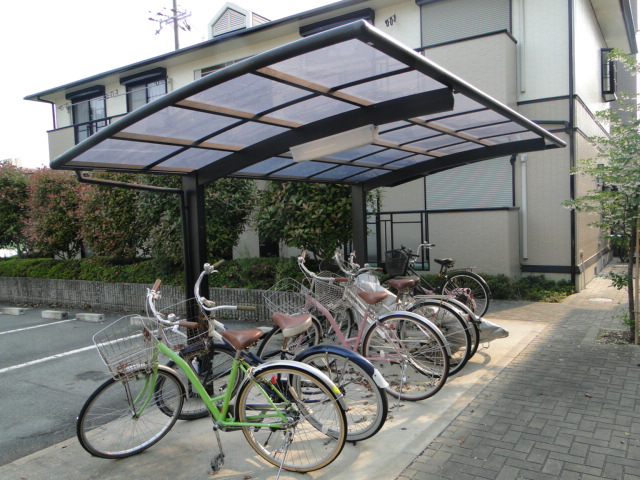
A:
[120,68,167,112]
[66,85,107,144]
[195,59,247,79]
[418,0,510,47]
[601,48,617,102]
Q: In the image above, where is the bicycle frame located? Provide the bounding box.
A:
[154,335,291,429]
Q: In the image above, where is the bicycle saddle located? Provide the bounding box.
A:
[386,277,418,291]
[271,312,313,338]
[434,258,455,268]
[358,290,388,305]
[221,329,264,350]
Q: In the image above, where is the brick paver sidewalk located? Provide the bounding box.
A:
[398,263,640,480]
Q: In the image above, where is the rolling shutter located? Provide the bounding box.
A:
[425,157,513,210]
[420,0,511,47]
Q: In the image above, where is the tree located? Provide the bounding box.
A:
[0,161,30,257]
[564,50,640,343]
[255,182,379,259]
[139,177,257,268]
[25,168,85,259]
[78,173,151,261]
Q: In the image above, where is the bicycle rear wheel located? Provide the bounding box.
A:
[164,343,238,420]
[295,347,388,442]
[235,365,347,472]
[77,367,184,458]
[408,300,471,375]
[442,271,491,317]
[362,314,449,401]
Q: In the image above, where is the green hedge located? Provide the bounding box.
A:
[0,257,574,302]
[0,256,305,290]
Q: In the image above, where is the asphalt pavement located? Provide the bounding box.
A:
[0,262,637,479]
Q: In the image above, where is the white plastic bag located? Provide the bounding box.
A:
[477,317,509,342]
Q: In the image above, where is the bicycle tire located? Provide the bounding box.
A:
[442,271,491,317]
[256,315,322,360]
[468,319,480,357]
[408,299,471,375]
[235,364,347,472]
[361,314,449,401]
[77,367,184,459]
[295,345,388,442]
[164,343,238,420]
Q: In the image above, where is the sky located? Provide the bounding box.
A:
[1,0,336,169]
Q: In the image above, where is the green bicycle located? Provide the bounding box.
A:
[76,279,348,474]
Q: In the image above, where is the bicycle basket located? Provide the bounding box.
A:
[384,249,409,277]
[155,298,212,352]
[263,278,308,316]
[309,272,345,311]
[93,315,157,379]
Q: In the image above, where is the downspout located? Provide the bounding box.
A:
[520,154,528,259]
[568,0,577,286]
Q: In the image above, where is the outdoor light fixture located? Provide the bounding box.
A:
[290,124,378,162]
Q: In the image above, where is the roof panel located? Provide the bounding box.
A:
[51,21,564,188]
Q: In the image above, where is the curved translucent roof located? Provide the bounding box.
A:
[52,21,565,190]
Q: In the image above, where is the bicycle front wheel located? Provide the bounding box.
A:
[442,271,491,317]
[296,348,388,442]
[77,367,184,459]
[236,365,347,472]
[408,300,471,375]
[362,315,449,401]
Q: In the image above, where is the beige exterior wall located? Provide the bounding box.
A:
[427,209,520,277]
[422,32,517,105]
[513,0,569,102]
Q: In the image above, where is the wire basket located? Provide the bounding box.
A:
[384,249,409,277]
[93,315,158,380]
[263,278,308,316]
[309,272,346,311]
[154,298,212,353]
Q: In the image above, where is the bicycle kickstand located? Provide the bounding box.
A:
[210,425,225,473]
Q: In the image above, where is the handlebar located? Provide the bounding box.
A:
[194,262,257,315]
[333,249,382,278]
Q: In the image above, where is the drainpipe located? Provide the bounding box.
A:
[568,0,577,286]
[520,154,528,260]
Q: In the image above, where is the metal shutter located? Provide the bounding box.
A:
[421,0,511,47]
[425,157,513,210]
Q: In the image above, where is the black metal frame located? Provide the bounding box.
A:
[51,21,565,302]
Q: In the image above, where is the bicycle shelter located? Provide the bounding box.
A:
[50,21,565,300]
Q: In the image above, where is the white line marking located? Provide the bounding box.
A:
[0,318,76,335]
[0,332,148,375]
[0,344,97,374]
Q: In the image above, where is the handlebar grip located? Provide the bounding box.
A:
[152,279,162,291]
[237,306,257,312]
[213,259,225,268]
[335,277,348,283]
[177,321,199,329]
[300,250,307,259]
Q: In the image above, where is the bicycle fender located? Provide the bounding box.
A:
[294,344,390,389]
[247,359,348,411]
[378,311,452,357]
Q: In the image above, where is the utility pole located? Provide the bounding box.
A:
[148,1,192,51]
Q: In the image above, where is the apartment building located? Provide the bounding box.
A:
[25,0,637,290]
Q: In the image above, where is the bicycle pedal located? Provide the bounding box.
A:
[210,453,225,473]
